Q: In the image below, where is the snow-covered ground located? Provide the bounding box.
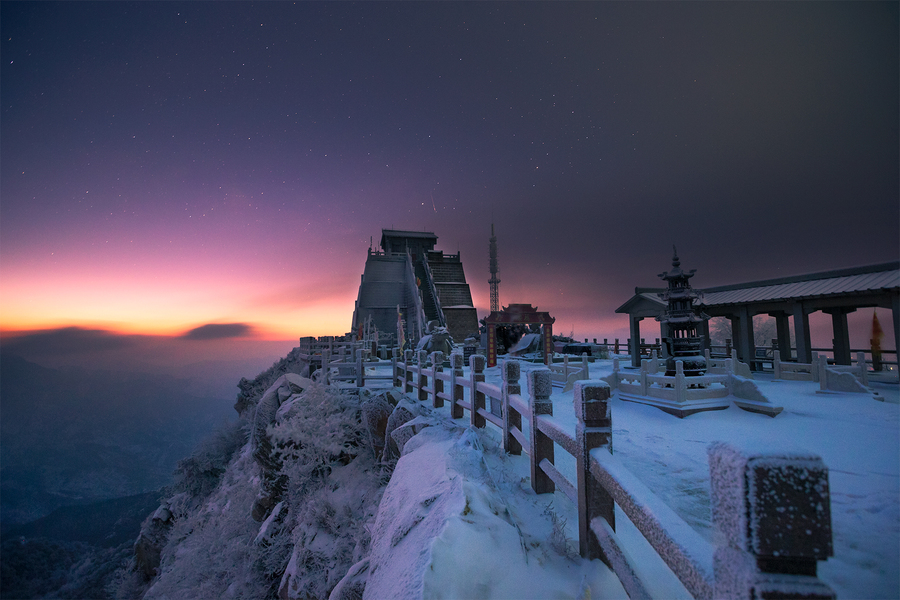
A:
[385,357,899,599]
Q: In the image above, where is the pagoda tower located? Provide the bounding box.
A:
[657,247,708,376]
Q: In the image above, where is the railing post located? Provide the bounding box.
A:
[356,349,365,388]
[812,351,819,382]
[614,338,620,354]
[640,359,649,396]
[502,360,522,455]
[418,350,429,402]
[403,350,413,394]
[323,343,332,386]
[575,380,613,561]
[392,348,400,388]
[528,368,553,493]
[675,360,686,404]
[431,351,444,408]
[469,354,486,428]
[582,352,590,379]
[708,442,835,599]
[563,354,570,377]
[856,351,868,387]
[773,349,782,380]
[450,353,464,419]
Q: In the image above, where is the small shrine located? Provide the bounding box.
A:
[657,247,709,376]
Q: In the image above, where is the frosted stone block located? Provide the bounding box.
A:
[527,369,552,400]
[708,442,832,560]
[574,380,611,423]
[502,360,520,383]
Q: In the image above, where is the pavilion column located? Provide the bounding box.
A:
[792,302,813,365]
[629,315,643,368]
[736,305,756,369]
[893,295,900,360]
[825,307,854,365]
[696,318,710,353]
[659,321,670,358]
[770,311,793,360]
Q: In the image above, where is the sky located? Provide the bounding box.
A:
[2,1,898,366]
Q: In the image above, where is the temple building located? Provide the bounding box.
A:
[351,229,480,346]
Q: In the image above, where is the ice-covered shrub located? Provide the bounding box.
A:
[171,419,248,504]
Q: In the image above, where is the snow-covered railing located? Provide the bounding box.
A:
[394,351,836,599]
[772,350,821,382]
[548,353,591,391]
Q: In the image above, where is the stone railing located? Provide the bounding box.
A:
[548,353,591,391]
[394,352,835,599]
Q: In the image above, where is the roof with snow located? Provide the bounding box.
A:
[617,262,899,315]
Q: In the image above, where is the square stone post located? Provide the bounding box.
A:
[450,353,465,419]
[582,353,590,379]
[770,311,793,360]
[469,354,486,428]
[356,349,365,387]
[629,316,643,368]
[792,302,813,365]
[825,308,854,366]
[528,368,554,493]
[773,350,782,380]
[575,380,613,561]
[417,350,429,401]
[403,350,413,393]
[675,360,686,404]
[708,442,834,599]
[392,348,400,388]
[856,351,869,387]
[430,351,444,408]
[502,360,522,455]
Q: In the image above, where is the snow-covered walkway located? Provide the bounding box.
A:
[385,358,899,599]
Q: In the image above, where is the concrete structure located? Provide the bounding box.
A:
[617,261,900,369]
[351,229,479,347]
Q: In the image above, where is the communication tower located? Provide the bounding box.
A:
[488,223,500,313]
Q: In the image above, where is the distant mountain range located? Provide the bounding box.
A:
[0,353,238,529]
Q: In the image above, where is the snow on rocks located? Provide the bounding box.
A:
[364,421,623,599]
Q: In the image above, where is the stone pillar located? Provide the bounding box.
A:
[696,318,710,354]
[629,315,643,368]
[528,369,554,494]
[736,306,756,370]
[708,442,834,599]
[770,311,793,360]
[543,323,554,366]
[575,380,613,561]
[502,360,522,455]
[825,308,854,365]
[417,350,428,402]
[469,354,486,428]
[430,351,444,408]
[356,349,365,388]
[450,353,465,419]
[792,302,813,365]
[487,324,498,368]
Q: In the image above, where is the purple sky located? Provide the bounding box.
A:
[2,2,897,363]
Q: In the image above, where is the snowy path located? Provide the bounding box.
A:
[400,358,899,599]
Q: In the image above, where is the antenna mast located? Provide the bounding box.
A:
[488,223,500,313]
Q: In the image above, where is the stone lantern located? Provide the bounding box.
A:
[657,248,709,376]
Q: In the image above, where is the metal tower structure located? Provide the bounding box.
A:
[488,223,500,313]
